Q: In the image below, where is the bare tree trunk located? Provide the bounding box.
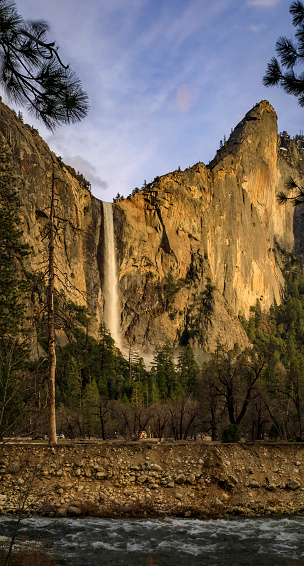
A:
[47,167,57,445]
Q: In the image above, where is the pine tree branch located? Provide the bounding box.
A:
[0,1,89,129]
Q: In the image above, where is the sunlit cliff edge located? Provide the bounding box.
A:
[1,99,303,354]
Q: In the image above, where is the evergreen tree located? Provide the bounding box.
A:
[83,324,122,398]
[82,379,99,437]
[54,298,94,410]
[176,344,200,396]
[0,136,31,437]
[246,263,304,439]
[151,343,176,400]
[0,139,30,333]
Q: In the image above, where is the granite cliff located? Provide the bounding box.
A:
[115,101,304,352]
[0,99,303,355]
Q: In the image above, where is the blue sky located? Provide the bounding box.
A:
[6,0,303,202]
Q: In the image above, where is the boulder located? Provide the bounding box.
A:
[68,506,82,517]
[286,480,301,491]
[186,474,196,485]
[137,475,148,483]
[56,507,67,518]
[96,471,107,480]
[249,480,260,489]
[175,474,186,484]
[151,464,162,472]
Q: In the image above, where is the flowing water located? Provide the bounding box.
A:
[0,516,303,565]
[102,201,122,349]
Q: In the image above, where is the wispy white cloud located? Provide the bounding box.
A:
[62,156,108,190]
[246,0,279,6]
[250,23,267,32]
[15,0,302,202]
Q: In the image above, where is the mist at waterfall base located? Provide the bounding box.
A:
[1,516,304,565]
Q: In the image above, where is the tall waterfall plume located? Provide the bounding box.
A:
[102,201,122,349]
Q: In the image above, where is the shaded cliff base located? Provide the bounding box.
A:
[1,443,304,519]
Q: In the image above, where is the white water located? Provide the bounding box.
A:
[1,516,304,565]
[102,202,122,349]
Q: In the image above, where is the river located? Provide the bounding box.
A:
[0,516,303,565]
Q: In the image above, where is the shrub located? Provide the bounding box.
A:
[221,424,241,443]
[0,545,57,566]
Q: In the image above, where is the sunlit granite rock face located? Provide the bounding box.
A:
[0,99,302,354]
[114,101,302,352]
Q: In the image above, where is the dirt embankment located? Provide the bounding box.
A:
[1,442,304,519]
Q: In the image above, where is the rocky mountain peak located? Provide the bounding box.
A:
[0,99,302,355]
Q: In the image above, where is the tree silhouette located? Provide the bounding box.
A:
[263,2,304,206]
[277,176,304,206]
[263,1,304,106]
[0,0,89,129]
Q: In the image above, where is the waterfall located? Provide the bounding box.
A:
[102,201,122,349]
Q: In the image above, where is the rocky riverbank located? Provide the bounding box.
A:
[1,442,304,519]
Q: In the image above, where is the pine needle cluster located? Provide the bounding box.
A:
[276,176,304,206]
[264,1,304,107]
[0,0,89,129]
